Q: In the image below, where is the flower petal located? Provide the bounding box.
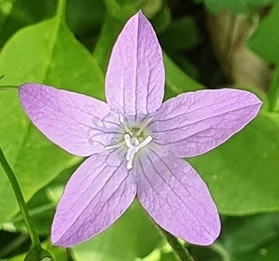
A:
[51,151,136,247]
[151,89,262,157]
[19,84,118,156]
[136,150,220,245]
[105,11,164,116]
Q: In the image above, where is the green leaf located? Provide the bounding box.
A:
[93,0,168,71]
[267,67,279,112]
[159,16,200,52]
[72,201,162,261]
[228,214,279,261]
[10,189,55,236]
[188,110,279,215]
[24,246,53,261]
[160,252,177,261]
[8,163,80,235]
[145,37,279,215]
[147,3,171,33]
[66,0,104,40]
[232,238,279,261]
[93,0,136,72]
[163,53,202,99]
[0,0,56,48]
[0,1,103,225]
[221,213,279,254]
[8,241,68,261]
[189,214,279,261]
[158,53,279,215]
[247,1,279,65]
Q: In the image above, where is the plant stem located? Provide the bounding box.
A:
[0,147,41,247]
[209,242,230,261]
[0,85,19,89]
[0,234,29,258]
[160,228,196,261]
[57,0,66,20]
[267,67,279,112]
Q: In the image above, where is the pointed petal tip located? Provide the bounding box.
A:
[224,87,263,109]
[253,94,263,110]
[163,207,221,246]
[136,10,147,20]
[153,88,263,158]
[50,217,72,247]
[105,6,164,115]
[18,83,33,98]
[50,217,86,248]
[50,154,136,248]
[136,9,143,16]
[18,83,116,157]
[163,219,221,246]
[193,217,221,246]
[50,233,64,248]
[50,231,73,248]
[183,209,221,246]
[235,89,263,122]
[137,153,221,246]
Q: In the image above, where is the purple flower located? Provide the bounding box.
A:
[19,11,262,247]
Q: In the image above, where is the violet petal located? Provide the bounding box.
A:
[136,149,220,245]
[151,89,262,157]
[105,11,164,116]
[51,151,136,247]
[19,84,117,156]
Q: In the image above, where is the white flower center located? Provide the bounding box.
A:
[124,134,152,169]
[105,115,153,169]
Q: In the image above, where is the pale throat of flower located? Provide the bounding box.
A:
[105,115,153,170]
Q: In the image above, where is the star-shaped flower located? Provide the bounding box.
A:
[19,11,262,247]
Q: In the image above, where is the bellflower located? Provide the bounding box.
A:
[19,11,262,247]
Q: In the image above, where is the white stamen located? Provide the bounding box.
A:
[136,136,152,150]
[105,116,153,169]
[135,117,153,136]
[124,134,132,148]
[105,142,123,150]
[127,149,136,169]
[124,135,152,169]
[119,115,133,135]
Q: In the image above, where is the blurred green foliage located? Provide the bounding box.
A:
[194,0,279,13]
[247,1,279,112]
[0,0,279,260]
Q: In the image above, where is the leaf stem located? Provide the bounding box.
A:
[160,228,196,261]
[209,242,230,261]
[57,0,66,21]
[0,147,41,247]
[0,85,19,89]
[267,67,279,112]
[0,234,29,258]
[94,0,135,72]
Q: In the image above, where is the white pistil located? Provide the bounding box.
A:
[105,142,123,150]
[124,134,152,169]
[105,116,153,169]
[119,115,133,136]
